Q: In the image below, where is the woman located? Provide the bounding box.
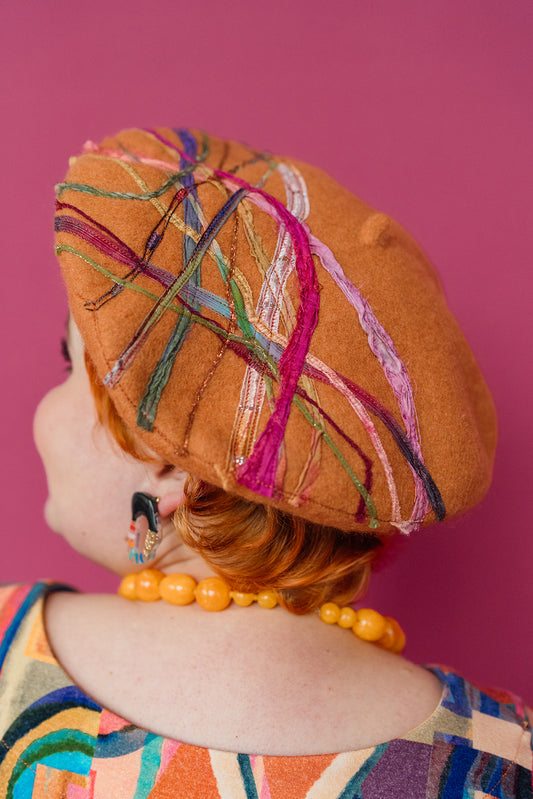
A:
[0,127,530,798]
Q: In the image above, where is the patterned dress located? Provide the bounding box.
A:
[0,583,531,798]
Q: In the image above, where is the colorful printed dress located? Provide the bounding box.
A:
[0,583,531,798]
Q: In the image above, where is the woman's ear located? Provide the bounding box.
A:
[147,465,188,519]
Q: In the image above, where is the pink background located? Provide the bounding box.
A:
[1,1,532,697]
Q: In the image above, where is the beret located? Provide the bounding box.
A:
[54,127,497,534]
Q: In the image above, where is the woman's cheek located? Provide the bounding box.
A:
[34,387,63,481]
[33,383,77,533]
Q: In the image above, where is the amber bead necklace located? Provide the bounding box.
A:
[119,569,406,654]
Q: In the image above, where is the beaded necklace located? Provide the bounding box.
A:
[119,569,406,654]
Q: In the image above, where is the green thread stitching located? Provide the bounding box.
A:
[294,396,378,527]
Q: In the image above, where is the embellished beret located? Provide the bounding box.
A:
[54,128,497,534]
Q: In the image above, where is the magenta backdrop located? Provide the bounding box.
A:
[1,1,531,697]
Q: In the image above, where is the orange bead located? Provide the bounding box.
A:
[231,591,256,607]
[319,602,340,624]
[256,590,278,609]
[159,574,197,605]
[195,577,232,611]
[388,617,406,654]
[136,569,164,601]
[118,573,137,600]
[375,618,395,650]
[338,606,357,629]
[352,608,387,641]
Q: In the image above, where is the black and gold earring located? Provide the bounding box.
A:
[126,492,162,564]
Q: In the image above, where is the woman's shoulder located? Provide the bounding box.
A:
[40,590,533,758]
[428,664,531,723]
[0,586,530,797]
[408,665,533,796]
[423,664,531,748]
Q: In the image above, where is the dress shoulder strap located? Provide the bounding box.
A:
[0,582,74,673]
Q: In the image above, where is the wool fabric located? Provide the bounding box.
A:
[54,128,497,534]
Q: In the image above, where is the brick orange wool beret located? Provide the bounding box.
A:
[54,128,497,534]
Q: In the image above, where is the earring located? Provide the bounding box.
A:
[126,492,162,564]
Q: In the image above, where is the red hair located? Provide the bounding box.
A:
[86,353,387,613]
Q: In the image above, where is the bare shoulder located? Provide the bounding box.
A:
[44,590,444,755]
